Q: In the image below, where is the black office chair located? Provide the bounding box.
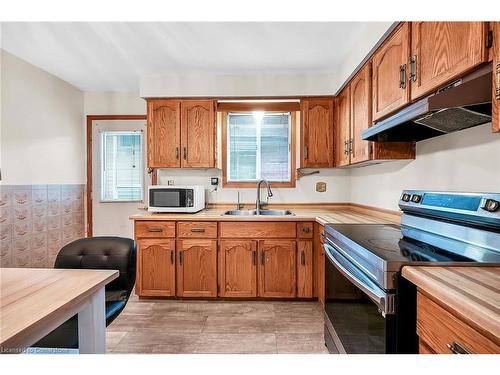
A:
[34,237,136,349]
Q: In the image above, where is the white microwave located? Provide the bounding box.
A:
[148,185,205,213]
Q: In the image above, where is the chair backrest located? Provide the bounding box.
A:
[54,237,136,293]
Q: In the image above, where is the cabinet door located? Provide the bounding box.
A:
[177,239,217,297]
[297,240,313,298]
[410,22,488,100]
[147,100,181,168]
[372,23,410,121]
[334,87,351,167]
[350,63,372,164]
[181,100,216,168]
[258,240,296,298]
[492,22,500,133]
[218,240,257,298]
[315,223,325,306]
[137,239,175,297]
[301,98,334,168]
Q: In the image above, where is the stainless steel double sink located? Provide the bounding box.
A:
[222,209,294,216]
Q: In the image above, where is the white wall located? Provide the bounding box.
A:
[350,124,500,210]
[84,91,146,115]
[0,49,84,184]
[140,73,337,98]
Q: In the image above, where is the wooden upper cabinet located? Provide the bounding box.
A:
[301,98,334,168]
[372,22,410,121]
[492,22,500,133]
[181,100,216,168]
[136,239,176,297]
[334,87,351,167]
[218,240,257,298]
[350,63,372,165]
[147,100,181,168]
[177,239,217,297]
[297,240,313,298]
[410,22,488,101]
[258,240,296,298]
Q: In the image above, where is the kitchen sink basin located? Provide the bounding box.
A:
[222,209,294,216]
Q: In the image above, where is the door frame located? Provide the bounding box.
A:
[86,115,147,236]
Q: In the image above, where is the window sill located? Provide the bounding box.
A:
[222,181,296,188]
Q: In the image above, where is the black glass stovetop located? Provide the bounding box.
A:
[324,223,500,264]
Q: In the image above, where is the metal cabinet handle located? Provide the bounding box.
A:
[175,147,179,159]
[495,62,500,100]
[179,250,183,265]
[409,55,417,82]
[301,250,305,265]
[349,139,353,154]
[148,227,163,232]
[447,342,471,354]
[344,140,349,155]
[304,146,309,160]
[399,64,407,89]
[183,147,187,160]
[302,227,311,233]
[261,251,265,265]
[252,250,257,266]
[190,228,205,233]
[170,250,174,264]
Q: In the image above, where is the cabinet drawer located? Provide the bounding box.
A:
[177,222,217,238]
[135,221,176,238]
[220,222,296,238]
[417,292,500,354]
[297,222,314,238]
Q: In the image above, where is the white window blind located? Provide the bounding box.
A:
[227,112,291,182]
[100,131,143,202]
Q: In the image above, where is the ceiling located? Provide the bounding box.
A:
[1,22,384,92]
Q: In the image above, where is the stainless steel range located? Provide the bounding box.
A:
[323,190,500,354]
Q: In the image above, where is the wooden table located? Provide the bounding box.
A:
[0,268,118,354]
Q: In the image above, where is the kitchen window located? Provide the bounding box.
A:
[100,130,144,201]
[222,111,296,187]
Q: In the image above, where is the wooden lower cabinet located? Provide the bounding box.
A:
[218,240,257,297]
[492,22,500,133]
[297,240,313,298]
[177,239,217,297]
[315,223,325,306]
[258,240,297,298]
[136,239,176,297]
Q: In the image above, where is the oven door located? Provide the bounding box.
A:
[323,240,396,354]
[149,188,193,209]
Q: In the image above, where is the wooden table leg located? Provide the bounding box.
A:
[78,287,105,354]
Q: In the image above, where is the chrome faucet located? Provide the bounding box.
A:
[255,180,273,214]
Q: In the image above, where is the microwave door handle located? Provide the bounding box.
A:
[323,243,394,316]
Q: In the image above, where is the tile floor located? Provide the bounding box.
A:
[106,294,328,354]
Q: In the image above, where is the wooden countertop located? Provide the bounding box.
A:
[0,268,118,351]
[402,266,500,345]
[130,205,401,225]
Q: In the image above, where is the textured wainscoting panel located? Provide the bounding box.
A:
[0,184,85,268]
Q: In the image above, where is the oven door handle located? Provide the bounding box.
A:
[324,242,395,315]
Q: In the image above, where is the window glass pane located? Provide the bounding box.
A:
[227,112,290,182]
[228,114,257,181]
[261,113,290,181]
[101,131,143,201]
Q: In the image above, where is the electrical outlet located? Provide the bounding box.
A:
[316,182,327,192]
[167,180,174,186]
[211,177,219,186]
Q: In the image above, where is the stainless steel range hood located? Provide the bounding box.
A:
[362,64,493,142]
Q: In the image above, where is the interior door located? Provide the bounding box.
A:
[372,22,410,121]
[137,239,175,296]
[147,100,181,168]
[301,98,334,168]
[350,63,372,164]
[258,240,296,298]
[218,240,257,297]
[177,239,217,297]
[334,87,351,167]
[92,120,149,238]
[181,100,215,168]
[410,22,488,101]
